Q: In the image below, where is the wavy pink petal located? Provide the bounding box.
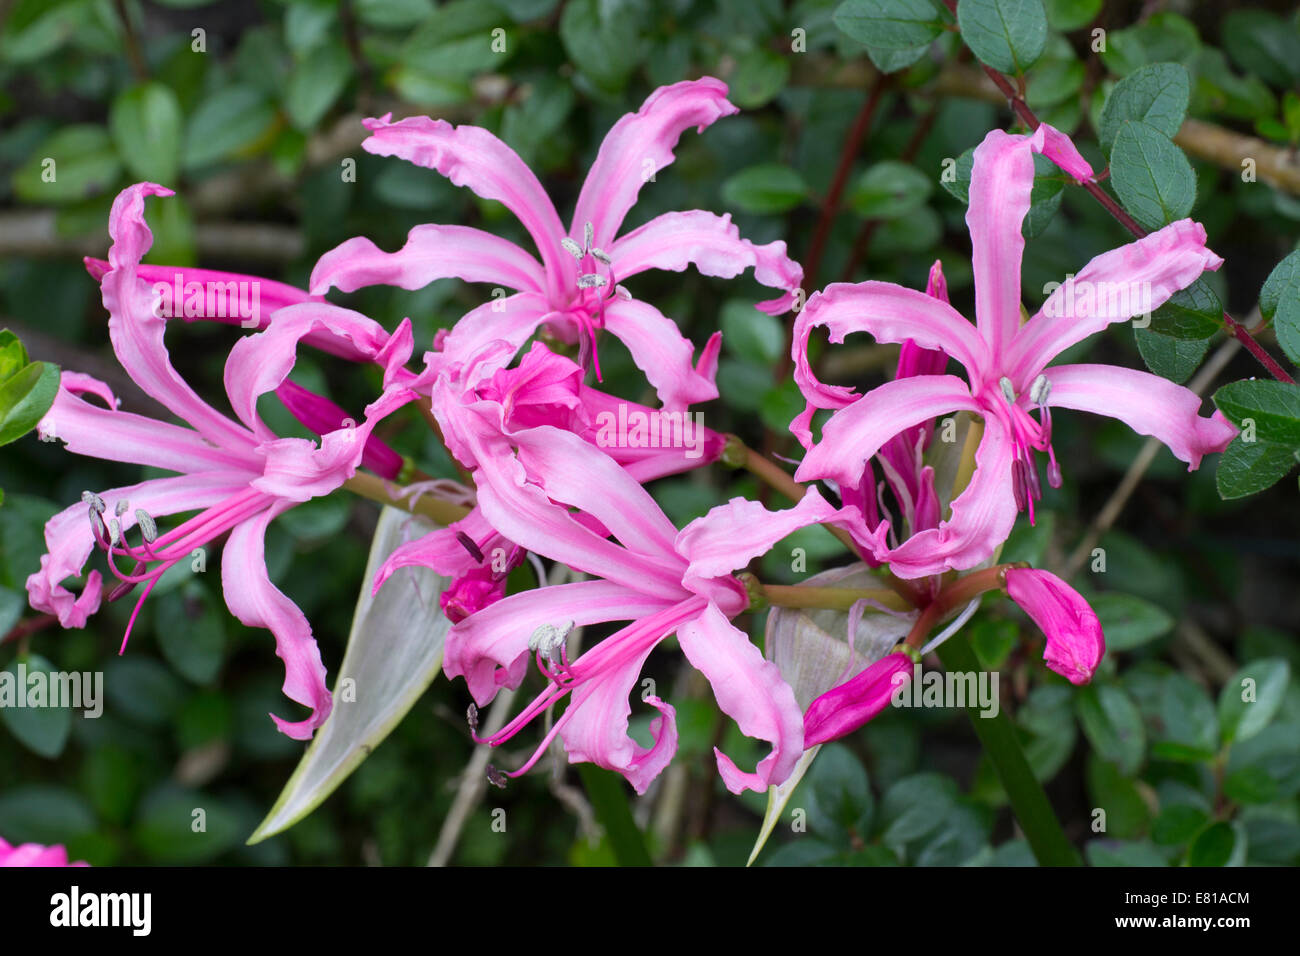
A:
[361,115,575,303]
[795,374,980,488]
[1008,220,1223,382]
[608,209,803,313]
[1044,364,1236,468]
[677,601,805,794]
[571,77,738,249]
[600,297,721,410]
[309,224,546,297]
[221,500,331,739]
[883,414,1020,577]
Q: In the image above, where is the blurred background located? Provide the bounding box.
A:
[1,0,1298,866]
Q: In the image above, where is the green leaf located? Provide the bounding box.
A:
[804,743,874,842]
[1218,658,1289,744]
[12,125,122,203]
[832,0,945,73]
[1085,839,1167,866]
[250,506,451,842]
[1091,592,1174,651]
[1086,752,1150,838]
[0,785,96,847]
[848,160,933,219]
[1215,437,1297,499]
[105,657,185,727]
[154,583,226,685]
[0,360,58,446]
[1272,290,1300,368]
[559,0,644,94]
[133,785,243,863]
[720,164,808,214]
[1109,121,1195,231]
[729,47,790,109]
[285,39,353,131]
[353,0,433,30]
[1075,683,1145,776]
[182,85,277,170]
[1186,821,1235,867]
[1134,326,1211,384]
[1213,379,1300,444]
[1152,803,1207,846]
[957,0,1048,75]
[1146,277,1222,341]
[1222,10,1300,90]
[1042,0,1099,32]
[1152,673,1218,762]
[721,299,783,364]
[1097,62,1189,153]
[0,654,73,758]
[109,82,183,185]
[1100,13,1199,78]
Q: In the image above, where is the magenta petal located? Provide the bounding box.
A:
[309,224,547,297]
[803,652,913,747]
[571,77,738,249]
[0,838,87,867]
[276,380,403,479]
[361,114,575,303]
[1029,123,1095,183]
[220,500,332,739]
[1043,363,1237,468]
[677,602,805,794]
[1005,568,1104,685]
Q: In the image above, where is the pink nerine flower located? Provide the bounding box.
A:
[0,837,87,867]
[29,183,416,739]
[406,414,860,795]
[1005,568,1105,684]
[309,78,802,409]
[792,124,1236,578]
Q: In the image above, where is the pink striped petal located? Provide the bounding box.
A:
[309,224,546,297]
[276,380,403,479]
[608,209,803,314]
[967,129,1036,356]
[1008,220,1223,383]
[677,601,805,794]
[1044,364,1236,468]
[571,78,738,249]
[600,297,721,410]
[220,500,331,739]
[361,114,574,304]
[99,184,257,455]
[795,374,979,488]
[883,415,1020,577]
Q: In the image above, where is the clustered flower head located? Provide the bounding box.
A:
[29,78,1233,798]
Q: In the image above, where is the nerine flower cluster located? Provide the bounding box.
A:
[28,78,1234,798]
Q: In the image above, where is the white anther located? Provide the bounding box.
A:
[590,248,612,266]
[560,237,584,260]
[999,376,1017,404]
[115,498,130,517]
[82,491,106,514]
[583,221,594,251]
[135,509,157,543]
[577,273,608,289]
[1029,374,1051,406]
[528,620,574,662]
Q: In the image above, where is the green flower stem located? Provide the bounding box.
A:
[577,764,652,867]
[761,583,913,613]
[342,472,470,526]
[934,635,1081,866]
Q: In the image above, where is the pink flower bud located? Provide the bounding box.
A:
[276,380,403,479]
[1005,568,1104,685]
[802,652,914,747]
